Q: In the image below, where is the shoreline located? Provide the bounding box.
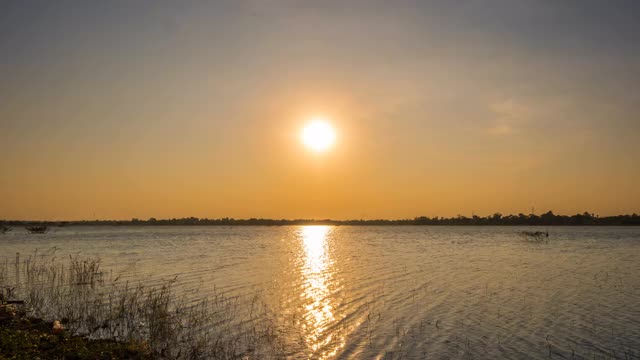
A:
[0,304,153,359]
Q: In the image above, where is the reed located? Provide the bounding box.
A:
[0,250,287,359]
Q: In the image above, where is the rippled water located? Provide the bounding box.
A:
[1,226,639,359]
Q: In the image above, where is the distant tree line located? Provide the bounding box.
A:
[2,211,640,226]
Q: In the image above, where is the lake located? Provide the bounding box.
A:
[1,226,638,359]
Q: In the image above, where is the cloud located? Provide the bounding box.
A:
[487,98,531,136]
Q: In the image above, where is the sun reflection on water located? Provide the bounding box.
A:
[298,225,344,358]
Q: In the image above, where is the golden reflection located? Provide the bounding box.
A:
[298,225,343,358]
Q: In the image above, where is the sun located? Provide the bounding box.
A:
[301,118,336,152]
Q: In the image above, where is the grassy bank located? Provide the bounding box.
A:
[1,303,152,359]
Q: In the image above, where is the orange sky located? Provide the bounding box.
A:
[1,1,639,220]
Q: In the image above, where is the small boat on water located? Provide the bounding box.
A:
[519,230,549,237]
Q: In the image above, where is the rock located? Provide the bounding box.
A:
[53,320,64,334]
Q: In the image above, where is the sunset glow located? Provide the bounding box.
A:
[1,1,638,220]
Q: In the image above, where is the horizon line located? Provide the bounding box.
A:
[2,211,639,224]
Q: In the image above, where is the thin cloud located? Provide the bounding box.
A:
[487,98,531,136]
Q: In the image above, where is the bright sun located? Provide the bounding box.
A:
[301,118,336,152]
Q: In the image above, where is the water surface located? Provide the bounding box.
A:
[1,226,638,359]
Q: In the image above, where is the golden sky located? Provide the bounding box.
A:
[1,1,639,220]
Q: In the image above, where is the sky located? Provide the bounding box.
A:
[1,0,639,220]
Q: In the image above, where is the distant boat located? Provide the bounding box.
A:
[519,230,549,237]
[26,225,48,234]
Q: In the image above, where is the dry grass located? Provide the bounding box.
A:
[0,249,288,359]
